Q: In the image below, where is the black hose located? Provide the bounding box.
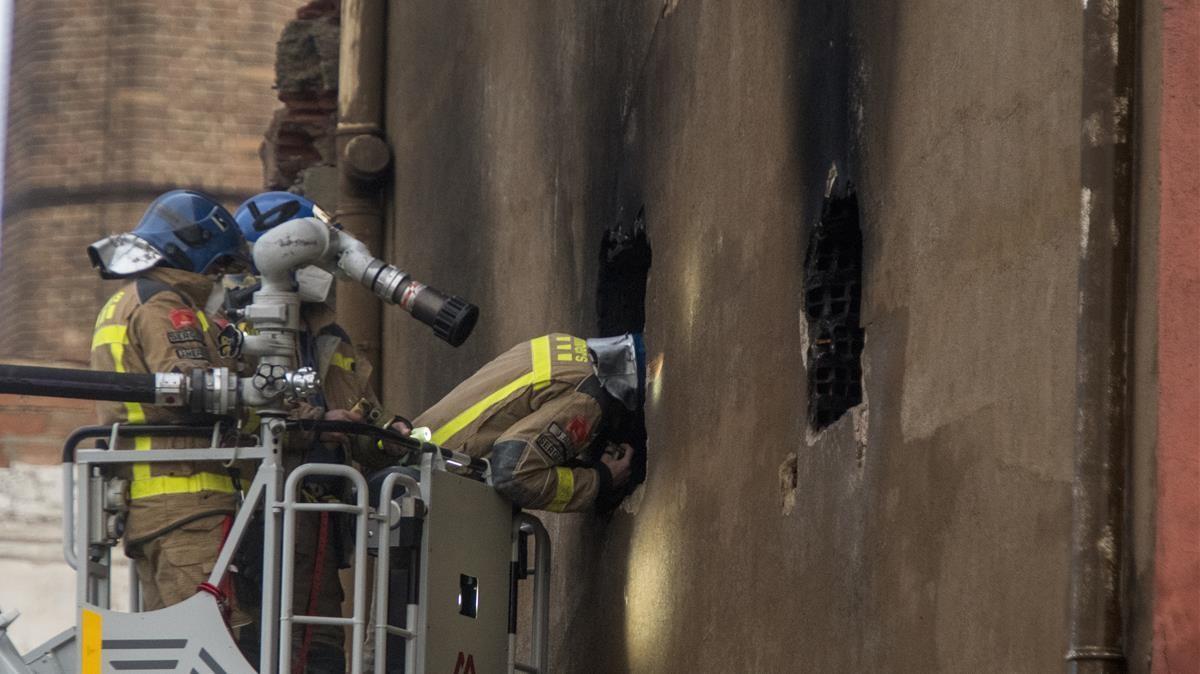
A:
[286,419,419,447]
[287,419,489,474]
[1,364,158,404]
[60,420,487,475]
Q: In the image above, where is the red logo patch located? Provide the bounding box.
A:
[566,416,591,445]
[452,652,476,674]
[169,308,198,329]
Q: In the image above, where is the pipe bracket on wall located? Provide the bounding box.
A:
[342,133,392,182]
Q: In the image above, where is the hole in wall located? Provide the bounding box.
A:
[595,206,652,499]
[596,206,651,337]
[804,186,865,430]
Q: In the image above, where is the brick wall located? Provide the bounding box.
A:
[0,1,311,652]
[262,0,340,190]
[0,0,305,461]
[0,394,93,467]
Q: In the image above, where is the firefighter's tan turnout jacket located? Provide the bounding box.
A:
[413,334,617,512]
[90,267,244,545]
[287,302,401,473]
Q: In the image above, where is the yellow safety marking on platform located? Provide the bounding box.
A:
[80,608,102,674]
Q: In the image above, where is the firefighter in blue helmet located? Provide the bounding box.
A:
[87,190,252,626]
[232,191,407,464]
[232,191,408,672]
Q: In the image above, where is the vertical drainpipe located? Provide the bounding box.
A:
[1067,0,1138,671]
[337,0,391,385]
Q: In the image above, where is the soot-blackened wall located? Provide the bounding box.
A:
[377,2,1158,671]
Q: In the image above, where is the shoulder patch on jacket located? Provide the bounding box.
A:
[167,328,203,344]
[566,415,592,446]
[168,308,199,329]
[534,422,574,464]
[175,346,209,360]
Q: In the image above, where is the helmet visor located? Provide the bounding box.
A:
[587,333,646,410]
[87,234,165,279]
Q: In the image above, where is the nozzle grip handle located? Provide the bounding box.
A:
[397,281,479,347]
[357,254,480,346]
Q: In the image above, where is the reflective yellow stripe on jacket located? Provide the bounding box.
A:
[331,352,356,372]
[546,467,575,512]
[90,323,150,449]
[129,472,235,499]
[91,315,234,500]
[431,336,553,445]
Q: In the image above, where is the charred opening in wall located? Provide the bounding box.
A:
[596,206,652,337]
[595,207,652,502]
[804,187,864,430]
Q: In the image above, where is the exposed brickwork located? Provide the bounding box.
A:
[0,0,305,463]
[261,0,340,189]
[0,2,319,651]
[0,394,95,466]
[0,202,139,365]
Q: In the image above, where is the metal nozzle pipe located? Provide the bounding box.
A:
[382,273,478,347]
[343,251,479,347]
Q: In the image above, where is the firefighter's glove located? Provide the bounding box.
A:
[595,442,634,515]
[608,408,648,492]
[600,442,634,487]
[372,419,415,462]
[319,408,364,444]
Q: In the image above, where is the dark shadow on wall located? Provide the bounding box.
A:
[595,206,652,338]
[526,3,663,673]
[786,1,874,671]
[794,0,857,205]
[577,1,858,670]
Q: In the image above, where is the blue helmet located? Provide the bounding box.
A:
[234,191,320,243]
[87,190,247,278]
[233,191,335,300]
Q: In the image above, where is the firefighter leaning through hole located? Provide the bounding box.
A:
[230,191,411,673]
[413,332,646,513]
[87,190,253,626]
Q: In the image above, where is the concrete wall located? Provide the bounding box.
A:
[379,2,1159,671]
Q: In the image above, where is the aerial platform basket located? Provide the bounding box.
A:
[0,420,551,674]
